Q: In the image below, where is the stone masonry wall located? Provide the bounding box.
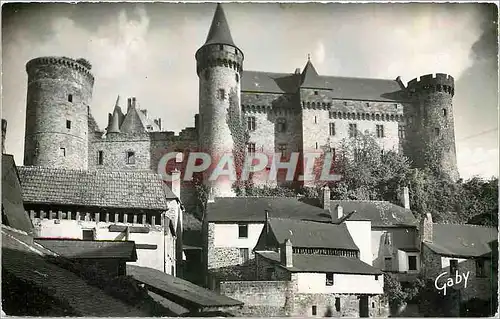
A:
[24,57,93,169]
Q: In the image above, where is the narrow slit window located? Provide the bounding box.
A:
[97,151,104,165]
[66,120,71,129]
[126,151,135,165]
[60,147,66,157]
[68,94,73,102]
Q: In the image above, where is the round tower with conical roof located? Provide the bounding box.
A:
[24,56,94,169]
[196,4,244,198]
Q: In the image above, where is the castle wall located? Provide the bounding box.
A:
[89,133,151,171]
[24,57,94,169]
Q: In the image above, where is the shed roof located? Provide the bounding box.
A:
[17,166,176,210]
[256,251,382,275]
[34,238,138,261]
[127,265,243,309]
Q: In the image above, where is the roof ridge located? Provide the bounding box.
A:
[435,223,498,229]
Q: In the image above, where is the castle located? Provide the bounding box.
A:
[23,3,459,207]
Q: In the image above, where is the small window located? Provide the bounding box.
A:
[238,224,248,238]
[315,142,318,149]
[82,229,94,240]
[326,273,334,286]
[314,116,317,124]
[235,73,239,83]
[476,259,486,278]
[329,122,336,136]
[366,102,370,107]
[97,151,104,165]
[66,120,71,129]
[247,117,256,131]
[398,125,405,139]
[335,297,341,312]
[126,151,136,165]
[329,111,337,119]
[278,144,287,158]
[146,125,153,130]
[239,248,249,264]
[247,143,256,154]
[68,94,73,102]
[277,118,286,132]
[349,123,357,138]
[408,256,417,271]
[443,108,447,117]
[434,127,440,136]
[312,306,317,316]
[450,259,458,274]
[376,124,385,138]
[218,89,225,100]
[314,91,318,95]
[60,147,66,157]
[375,275,380,280]
[372,302,375,308]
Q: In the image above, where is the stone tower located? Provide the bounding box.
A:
[406,73,459,181]
[195,4,244,198]
[24,57,94,169]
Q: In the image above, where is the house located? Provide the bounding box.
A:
[17,165,180,275]
[303,186,419,279]
[219,217,387,317]
[34,238,138,277]
[419,212,498,315]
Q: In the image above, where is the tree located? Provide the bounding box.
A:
[383,273,424,315]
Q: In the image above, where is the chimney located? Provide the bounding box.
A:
[420,213,433,243]
[132,97,137,109]
[264,210,270,249]
[2,119,7,154]
[170,169,181,199]
[156,118,162,130]
[322,185,331,211]
[127,98,132,112]
[399,186,410,210]
[280,239,293,268]
[395,76,405,89]
[294,68,301,74]
[335,204,343,220]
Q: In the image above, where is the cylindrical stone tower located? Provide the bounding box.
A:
[195,4,244,198]
[24,56,94,169]
[406,73,459,181]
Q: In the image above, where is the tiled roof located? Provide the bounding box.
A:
[425,224,498,258]
[256,251,382,275]
[34,238,137,261]
[206,197,333,223]
[265,218,358,250]
[203,4,237,47]
[17,166,175,210]
[127,265,243,309]
[241,70,405,102]
[1,227,149,316]
[328,200,417,227]
[2,155,33,233]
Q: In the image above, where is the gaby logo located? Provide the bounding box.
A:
[157,152,342,182]
[435,270,470,296]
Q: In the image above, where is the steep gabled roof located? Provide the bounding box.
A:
[2,154,33,233]
[17,166,176,210]
[204,4,237,48]
[425,224,498,258]
[264,218,359,251]
[301,60,331,89]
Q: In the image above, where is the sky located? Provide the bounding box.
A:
[2,1,498,180]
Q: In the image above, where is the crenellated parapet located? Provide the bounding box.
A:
[195,44,244,76]
[26,56,95,85]
[407,73,454,97]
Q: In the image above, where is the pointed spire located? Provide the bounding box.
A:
[115,95,121,108]
[204,3,236,47]
[300,57,330,89]
[107,108,121,134]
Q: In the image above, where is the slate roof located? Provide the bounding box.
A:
[327,200,417,227]
[1,226,149,317]
[203,4,237,47]
[425,224,498,258]
[256,251,382,275]
[206,197,333,223]
[127,265,243,309]
[17,166,176,210]
[241,69,405,102]
[265,218,358,250]
[2,154,33,233]
[301,60,331,89]
[34,238,138,261]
